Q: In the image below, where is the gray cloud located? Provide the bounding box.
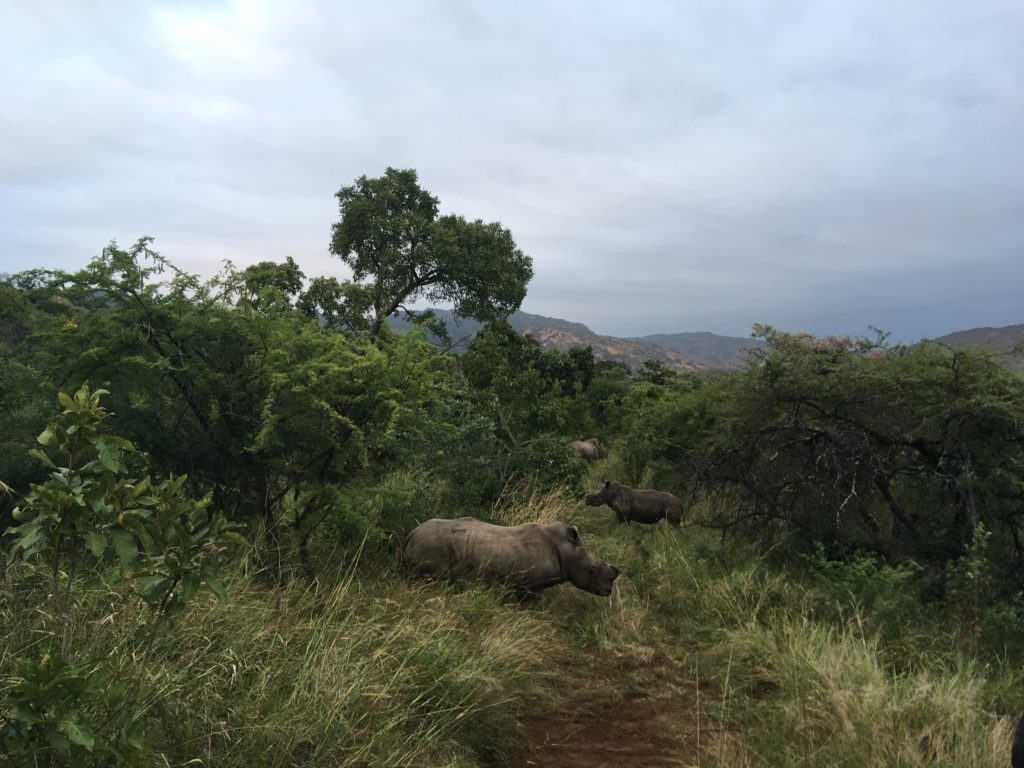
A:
[2,0,1022,343]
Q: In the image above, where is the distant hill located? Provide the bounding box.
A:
[633,331,763,371]
[510,312,705,373]
[390,309,705,372]
[929,324,1024,373]
[391,312,1024,375]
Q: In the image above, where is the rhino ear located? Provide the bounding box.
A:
[566,524,582,545]
[603,479,610,487]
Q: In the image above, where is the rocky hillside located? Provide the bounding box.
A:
[392,311,1024,375]
[930,324,1024,373]
[509,312,705,373]
[391,309,706,373]
[633,331,763,371]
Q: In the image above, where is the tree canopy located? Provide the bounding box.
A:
[330,168,534,340]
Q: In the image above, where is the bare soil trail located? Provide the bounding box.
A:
[497,648,729,768]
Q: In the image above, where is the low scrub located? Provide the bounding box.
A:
[720,616,1016,767]
[2,562,571,767]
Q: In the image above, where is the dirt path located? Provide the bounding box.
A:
[498,650,725,768]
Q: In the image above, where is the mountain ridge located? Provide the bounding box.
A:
[929,324,1024,373]
[391,309,761,372]
[391,310,1024,373]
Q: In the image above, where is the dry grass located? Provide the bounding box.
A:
[491,482,578,526]
[713,615,1015,767]
[136,569,572,767]
[3,488,1021,767]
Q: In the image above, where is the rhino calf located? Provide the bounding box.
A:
[569,438,609,460]
[403,517,620,598]
[586,480,685,526]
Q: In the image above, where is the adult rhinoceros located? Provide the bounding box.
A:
[403,517,620,598]
[585,480,685,526]
[569,438,609,460]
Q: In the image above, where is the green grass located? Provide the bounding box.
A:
[716,615,1020,767]
[137,572,571,766]
[3,486,1022,766]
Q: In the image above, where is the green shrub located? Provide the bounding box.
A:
[2,385,244,765]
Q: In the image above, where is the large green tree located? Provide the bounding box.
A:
[675,327,1024,572]
[458,323,597,494]
[330,168,534,340]
[7,240,456,578]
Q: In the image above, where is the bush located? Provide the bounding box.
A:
[687,329,1024,575]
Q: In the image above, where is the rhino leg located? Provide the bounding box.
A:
[667,501,684,526]
[612,503,628,524]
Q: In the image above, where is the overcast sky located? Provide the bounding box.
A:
[2,1,1022,342]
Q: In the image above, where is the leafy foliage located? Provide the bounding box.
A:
[613,375,709,490]
[0,653,142,766]
[458,323,597,494]
[3,384,243,764]
[7,241,466,578]
[5,169,1024,765]
[0,280,56,529]
[330,168,534,340]
[684,327,1024,577]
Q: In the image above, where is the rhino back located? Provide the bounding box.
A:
[405,518,561,588]
[609,485,682,523]
[569,440,593,458]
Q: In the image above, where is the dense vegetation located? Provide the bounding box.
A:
[2,169,1023,766]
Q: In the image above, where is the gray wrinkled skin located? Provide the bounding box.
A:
[403,517,620,597]
[586,480,685,526]
[569,438,609,460]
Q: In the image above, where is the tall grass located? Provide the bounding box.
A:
[155,569,577,766]
[1,552,572,766]
[4,483,1021,767]
[520,496,1022,768]
[719,616,1016,767]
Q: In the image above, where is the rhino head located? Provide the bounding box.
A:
[561,523,620,596]
[585,479,619,507]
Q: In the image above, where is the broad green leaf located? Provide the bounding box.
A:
[145,578,174,607]
[11,504,34,521]
[12,522,47,555]
[27,448,57,469]
[85,531,106,558]
[204,576,229,604]
[37,427,58,446]
[171,520,190,547]
[109,526,139,569]
[136,575,165,593]
[9,701,43,725]
[104,435,136,451]
[180,571,200,603]
[124,719,146,750]
[98,444,120,473]
[45,727,72,753]
[57,391,77,411]
[119,512,154,551]
[129,477,152,498]
[221,532,251,550]
[59,720,95,752]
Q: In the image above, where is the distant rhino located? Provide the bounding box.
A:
[403,517,620,599]
[585,480,685,526]
[569,438,609,460]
